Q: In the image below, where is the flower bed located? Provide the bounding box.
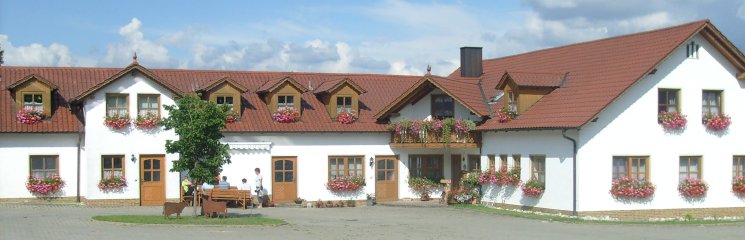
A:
[26,175,65,196]
[98,176,127,192]
[521,179,544,197]
[16,109,45,124]
[104,114,131,129]
[408,177,439,199]
[678,178,708,198]
[733,176,745,196]
[272,107,300,123]
[135,113,160,129]
[610,177,655,199]
[451,188,480,203]
[658,111,687,131]
[326,176,365,192]
[496,107,517,123]
[703,113,731,131]
[336,111,358,124]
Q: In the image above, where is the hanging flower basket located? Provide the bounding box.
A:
[733,176,745,196]
[104,114,131,129]
[272,107,300,123]
[496,107,517,123]
[326,176,365,192]
[98,176,128,192]
[658,111,687,131]
[610,177,655,199]
[521,179,544,197]
[26,175,65,196]
[678,178,708,198]
[16,109,45,124]
[135,113,160,129]
[336,111,358,124]
[703,113,731,131]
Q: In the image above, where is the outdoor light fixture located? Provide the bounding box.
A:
[369,157,374,168]
[131,154,137,163]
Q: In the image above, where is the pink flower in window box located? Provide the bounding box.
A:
[16,108,45,124]
[98,176,128,192]
[495,107,517,123]
[733,176,745,196]
[104,114,131,129]
[326,176,365,192]
[135,113,160,129]
[610,177,655,199]
[272,107,300,123]
[658,111,687,131]
[225,111,238,123]
[521,179,544,197]
[678,178,708,198]
[703,113,731,131]
[26,175,65,196]
[336,110,358,124]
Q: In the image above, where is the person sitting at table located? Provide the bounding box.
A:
[238,178,251,191]
[218,176,230,189]
[181,176,194,196]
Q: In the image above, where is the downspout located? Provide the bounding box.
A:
[561,128,577,216]
[76,130,83,203]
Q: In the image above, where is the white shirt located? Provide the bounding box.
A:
[255,174,263,189]
[238,182,251,191]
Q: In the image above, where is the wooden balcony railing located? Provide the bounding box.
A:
[389,130,480,149]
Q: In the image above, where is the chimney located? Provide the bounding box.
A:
[460,47,483,77]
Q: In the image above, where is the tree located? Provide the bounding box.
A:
[0,45,5,66]
[161,94,231,216]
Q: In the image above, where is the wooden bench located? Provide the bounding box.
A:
[204,188,252,209]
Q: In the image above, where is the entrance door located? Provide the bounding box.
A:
[140,155,165,206]
[375,156,398,201]
[451,155,463,190]
[271,157,297,203]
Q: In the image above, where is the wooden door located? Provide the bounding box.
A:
[140,155,165,206]
[375,156,398,201]
[451,154,463,190]
[271,157,297,203]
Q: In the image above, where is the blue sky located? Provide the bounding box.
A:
[1,0,744,76]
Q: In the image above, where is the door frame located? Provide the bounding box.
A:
[375,155,399,201]
[271,156,298,203]
[139,154,166,206]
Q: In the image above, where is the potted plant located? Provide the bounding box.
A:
[98,176,127,192]
[610,177,655,199]
[336,110,358,124]
[26,175,65,196]
[658,111,687,131]
[272,107,300,123]
[134,113,160,129]
[461,171,480,190]
[366,193,376,206]
[16,108,45,124]
[294,197,305,207]
[104,114,131,129]
[326,176,365,192]
[733,176,745,196]
[703,113,731,131]
[521,179,544,197]
[451,188,480,204]
[408,177,438,201]
[678,178,708,198]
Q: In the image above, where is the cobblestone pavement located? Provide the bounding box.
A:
[0,203,742,240]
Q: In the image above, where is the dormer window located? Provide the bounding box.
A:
[336,96,353,113]
[507,90,518,112]
[278,95,296,109]
[23,93,44,112]
[216,95,234,110]
[9,74,57,118]
[432,94,454,119]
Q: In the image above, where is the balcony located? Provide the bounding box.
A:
[389,130,480,149]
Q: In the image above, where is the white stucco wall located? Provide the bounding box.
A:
[577,34,745,211]
[390,88,481,122]
[82,71,180,200]
[0,133,80,198]
[479,130,576,211]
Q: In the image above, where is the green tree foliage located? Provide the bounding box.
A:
[161,94,231,184]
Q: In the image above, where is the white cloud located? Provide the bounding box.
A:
[0,34,75,67]
[738,1,745,21]
[101,18,175,68]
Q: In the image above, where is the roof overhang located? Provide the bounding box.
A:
[257,76,308,93]
[200,76,249,93]
[70,63,184,104]
[7,74,59,91]
[374,76,486,120]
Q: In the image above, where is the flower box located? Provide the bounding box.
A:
[387,118,477,144]
[521,179,544,197]
[678,178,708,198]
[135,113,160,129]
[610,177,655,199]
[658,111,687,131]
[478,168,520,187]
[272,107,300,123]
[104,114,131,129]
[733,176,745,196]
[496,107,517,123]
[98,176,127,192]
[336,111,358,124]
[26,175,65,196]
[703,113,731,131]
[326,176,365,192]
[225,111,238,123]
[408,177,439,200]
[16,109,45,124]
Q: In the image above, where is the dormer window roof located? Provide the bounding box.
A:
[7,74,58,117]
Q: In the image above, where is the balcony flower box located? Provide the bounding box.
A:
[326,176,365,192]
[496,107,518,123]
[733,176,745,196]
[135,113,160,129]
[16,108,45,124]
[104,114,131,129]
[26,175,65,196]
[521,179,544,197]
[658,111,687,131]
[703,113,731,131]
[98,176,128,192]
[272,107,300,123]
[387,118,477,144]
[678,178,708,198]
[336,110,358,124]
[610,177,655,199]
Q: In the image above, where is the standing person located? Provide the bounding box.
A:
[254,168,263,208]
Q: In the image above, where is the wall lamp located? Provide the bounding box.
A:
[369,157,374,168]
[131,154,137,163]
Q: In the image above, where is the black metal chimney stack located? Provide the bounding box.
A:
[460,47,482,77]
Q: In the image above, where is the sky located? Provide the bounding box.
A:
[1,0,744,76]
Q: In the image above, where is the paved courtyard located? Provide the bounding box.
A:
[0,203,742,240]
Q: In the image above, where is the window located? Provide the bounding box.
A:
[278,95,295,109]
[507,91,518,112]
[467,155,481,172]
[530,155,545,184]
[734,156,745,179]
[216,95,234,110]
[329,156,364,180]
[512,154,521,170]
[499,155,508,171]
[30,155,58,178]
[658,89,679,113]
[612,156,648,181]
[106,94,128,117]
[487,155,495,171]
[22,93,44,112]
[138,95,159,117]
[336,96,353,113]
[686,41,699,59]
[679,156,701,180]
[409,155,443,180]
[702,90,722,116]
[431,94,454,119]
[102,155,125,178]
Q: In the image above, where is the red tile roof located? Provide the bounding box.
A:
[313,78,367,94]
[373,75,489,119]
[199,77,249,93]
[256,76,309,93]
[499,71,566,88]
